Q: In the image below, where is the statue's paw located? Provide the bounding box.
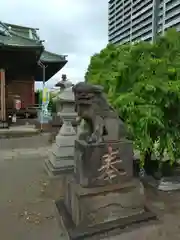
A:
[87,134,98,143]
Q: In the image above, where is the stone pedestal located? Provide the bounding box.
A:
[45,87,77,176]
[56,140,156,239]
[55,82,157,238]
[56,177,156,240]
[74,140,134,187]
[46,120,76,175]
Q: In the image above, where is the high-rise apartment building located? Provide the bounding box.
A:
[108,0,180,44]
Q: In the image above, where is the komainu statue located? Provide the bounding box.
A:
[73,82,127,143]
[56,82,156,240]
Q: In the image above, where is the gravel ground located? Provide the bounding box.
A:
[1,140,180,239]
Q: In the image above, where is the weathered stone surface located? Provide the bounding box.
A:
[57,82,156,239]
[143,175,180,191]
[134,151,180,192]
[64,177,145,227]
[74,139,134,187]
[73,82,127,143]
[56,177,155,240]
[45,87,77,176]
[46,120,76,175]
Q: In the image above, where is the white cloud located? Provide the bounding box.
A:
[0,0,108,88]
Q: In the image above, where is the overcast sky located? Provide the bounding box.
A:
[0,0,108,88]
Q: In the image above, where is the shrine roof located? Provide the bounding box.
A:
[0,21,43,48]
[0,21,67,81]
[0,21,67,63]
[41,50,67,63]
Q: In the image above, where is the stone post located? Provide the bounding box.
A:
[45,87,77,176]
[49,75,74,142]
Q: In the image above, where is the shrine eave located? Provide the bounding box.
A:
[35,51,67,82]
[40,50,67,63]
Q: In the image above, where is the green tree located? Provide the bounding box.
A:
[85,28,180,175]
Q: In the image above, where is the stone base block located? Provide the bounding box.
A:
[44,159,73,200]
[74,139,134,187]
[142,175,180,191]
[55,178,157,239]
[44,158,73,177]
[0,121,9,129]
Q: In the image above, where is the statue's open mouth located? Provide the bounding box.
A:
[76,100,92,107]
[76,92,94,101]
[77,97,91,102]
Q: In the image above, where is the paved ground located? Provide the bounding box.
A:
[0,133,50,150]
[0,147,66,240]
[1,136,180,239]
[0,125,40,138]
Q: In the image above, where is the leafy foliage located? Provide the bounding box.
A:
[85,28,180,172]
